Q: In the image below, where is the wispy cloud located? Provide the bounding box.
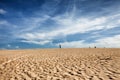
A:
[7,44,11,48]
[0,20,8,25]
[15,46,19,49]
[0,9,6,14]
[21,40,51,45]
[58,35,120,48]
[19,15,50,32]
[17,12,120,46]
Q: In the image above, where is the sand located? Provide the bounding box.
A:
[0,48,120,80]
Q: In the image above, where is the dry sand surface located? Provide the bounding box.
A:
[0,48,120,80]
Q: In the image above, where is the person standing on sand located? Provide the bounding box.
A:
[94,46,96,48]
[59,44,61,48]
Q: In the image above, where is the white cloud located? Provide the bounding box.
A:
[52,16,107,35]
[16,10,120,46]
[19,15,50,32]
[0,9,6,14]
[7,44,11,48]
[58,35,120,48]
[19,16,107,40]
[95,35,120,47]
[15,46,19,49]
[58,40,85,48]
[21,40,51,45]
[0,20,17,28]
[0,20,8,25]
[19,13,120,41]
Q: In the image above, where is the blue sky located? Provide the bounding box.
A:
[0,0,120,49]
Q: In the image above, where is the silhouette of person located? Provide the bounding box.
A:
[59,44,61,48]
[94,46,96,48]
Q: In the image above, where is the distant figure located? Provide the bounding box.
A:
[59,44,61,48]
[89,46,91,48]
[94,46,96,48]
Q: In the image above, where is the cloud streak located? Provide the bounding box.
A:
[0,9,6,14]
[58,35,120,48]
[18,12,120,46]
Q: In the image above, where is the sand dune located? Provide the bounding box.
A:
[0,48,120,80]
